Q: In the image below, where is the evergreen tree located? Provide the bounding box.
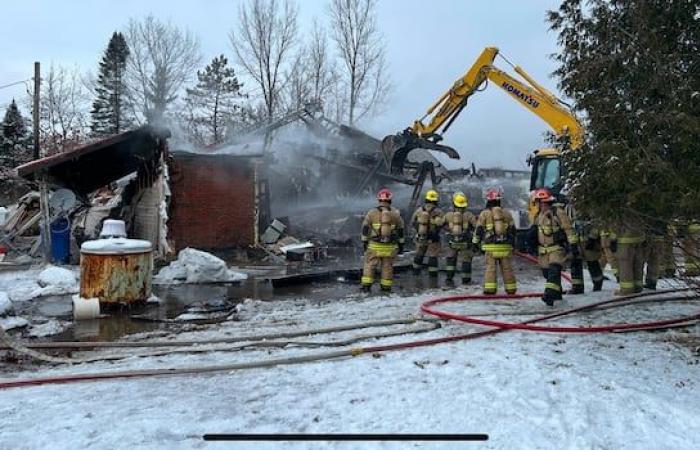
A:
[548,0,700,229]
[184,55,243,145]
[0,100,32,169]
[91,31,133,137]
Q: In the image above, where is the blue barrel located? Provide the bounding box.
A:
[50,217,71,264]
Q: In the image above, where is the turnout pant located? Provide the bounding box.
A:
[586,260,604,289]
[445,242,474,282]
[483,252,517,294]
[362,245,397,290]
[414,240,441,276]
[617,242,644,295]
[539,249,566,301]
[570,253,585,293]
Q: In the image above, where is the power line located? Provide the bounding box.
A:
[0,79,32,90]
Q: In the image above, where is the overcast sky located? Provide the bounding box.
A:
[0,0,563,169]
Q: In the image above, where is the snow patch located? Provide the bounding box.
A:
[0,292,12,315]
[37,266,77,289]
[174,312,209,321]
[3,265,79,302]
[27,319,66,337]
[146,294,163,304]
[153,248,247,285]
[0,316,28,331]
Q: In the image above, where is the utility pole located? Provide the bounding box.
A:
[34,62,51,262]
[33,62,40,160]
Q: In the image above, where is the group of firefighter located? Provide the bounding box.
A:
[360,186,700,306]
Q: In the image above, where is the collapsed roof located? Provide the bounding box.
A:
[16,126,170,196]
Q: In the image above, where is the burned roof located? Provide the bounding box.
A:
[16,126,170,196]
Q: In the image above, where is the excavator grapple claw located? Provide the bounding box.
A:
[380,129,460,175]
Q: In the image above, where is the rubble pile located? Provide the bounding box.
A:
[154,248,247,284]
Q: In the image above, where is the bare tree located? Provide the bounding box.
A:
[230,0,298,122]
[281,19,338,115]
[282,49,312,113]
[328,0,390,125]
[125,15,202,124]
[40,64,90,153]
[306,20,338,110]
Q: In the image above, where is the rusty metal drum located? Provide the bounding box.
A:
[80,238,153,304]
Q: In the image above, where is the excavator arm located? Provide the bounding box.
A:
[382,47,582,174]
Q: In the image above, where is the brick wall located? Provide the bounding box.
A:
[168,153,257,252]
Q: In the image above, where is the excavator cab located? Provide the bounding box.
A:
[527,148,564,222]
[529,148,562,192]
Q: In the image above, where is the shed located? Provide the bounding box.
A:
[167,151,261,252]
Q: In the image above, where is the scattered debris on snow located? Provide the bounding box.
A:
[153,248,247,285]
[27,319,66,338]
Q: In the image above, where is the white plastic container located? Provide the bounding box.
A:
[99,219,127,238]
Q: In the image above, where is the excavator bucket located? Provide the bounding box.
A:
[380,129,460,175]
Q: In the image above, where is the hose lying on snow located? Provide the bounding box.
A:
[1,289,697,389]
[1,253,697,389]
[25,321,441,364]
[420,289,700,333]
[0,317,434,350]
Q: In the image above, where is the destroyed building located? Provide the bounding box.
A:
[3,107,461,264]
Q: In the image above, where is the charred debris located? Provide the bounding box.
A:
[0,107,526,271]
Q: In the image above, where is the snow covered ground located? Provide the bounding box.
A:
[0,270,698,449]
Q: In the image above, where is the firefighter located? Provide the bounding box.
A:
[443,191,477,284]
[529,188,578,306]
[411,189,445,277]
[615,225,645,295]
[360,188,405,293]
[472,187,517,295]
[580,222,605,291]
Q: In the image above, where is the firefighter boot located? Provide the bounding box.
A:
[567,257,585,295]
[542,264,563,306]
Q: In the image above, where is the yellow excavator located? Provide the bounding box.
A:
[381,46,583,223]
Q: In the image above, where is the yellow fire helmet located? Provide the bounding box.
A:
[425,189,440,202]
[453,191,468,208]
